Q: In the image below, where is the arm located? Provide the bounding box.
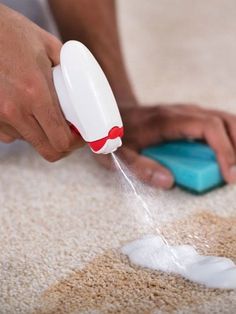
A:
[49,0,137,108]
[49,0,236,188]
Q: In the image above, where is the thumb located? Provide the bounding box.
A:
[118,147,174,189]
[95,147,174,189]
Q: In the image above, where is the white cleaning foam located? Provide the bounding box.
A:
[121,235,236,289]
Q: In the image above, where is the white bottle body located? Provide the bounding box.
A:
[52,41,123,154]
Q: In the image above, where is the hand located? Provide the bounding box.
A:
[95,104,236,189]
[0,4,83,161]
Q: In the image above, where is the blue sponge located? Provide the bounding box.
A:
[142,140,224,193]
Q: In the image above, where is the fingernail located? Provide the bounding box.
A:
[151,171,174,189]
[229,166,236,183]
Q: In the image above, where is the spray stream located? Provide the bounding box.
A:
[111,152,184,270]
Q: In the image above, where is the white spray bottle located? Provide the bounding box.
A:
[52,40,123,154]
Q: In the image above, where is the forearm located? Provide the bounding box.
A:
[49,0,137,108]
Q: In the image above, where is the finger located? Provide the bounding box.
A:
[187,107,236,154]
[45,69,85,151]
[159,114,236,183]
[223,118,236,152]
[32,72,84,153]
[0,122,22,139]
[11,112,68,162]
[203,119,236,183]
[96,146,174,189]
[205,109,236,151]
[39,29,62,66]
[200,117,236,184]
[0,131,15,143]
[119,147,174,189]
[32,50,84,152]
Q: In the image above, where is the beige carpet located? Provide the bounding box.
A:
[1,0,236,313]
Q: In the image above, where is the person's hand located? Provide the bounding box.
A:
[0,4,83,161]
[95,104,236,189]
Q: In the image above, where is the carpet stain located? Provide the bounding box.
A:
[36,212,236,314]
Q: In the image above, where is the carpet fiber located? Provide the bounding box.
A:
[1,0,236,313]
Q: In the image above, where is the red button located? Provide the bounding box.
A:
[89,126,124,152]
[108,126,124,139]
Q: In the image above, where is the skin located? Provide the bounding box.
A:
[0,4,83,161]
[49,0,236,188]
[98,105,236,188]
[1,1,236,188]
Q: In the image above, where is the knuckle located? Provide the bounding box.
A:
[31,136,46,150]
[0,101,17,121]
[23,75,42,100]
[56,136,72,152]
[208,116,222,128]
[44,33,62,53]
[49,113,62,128]
[51,36,62,49]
